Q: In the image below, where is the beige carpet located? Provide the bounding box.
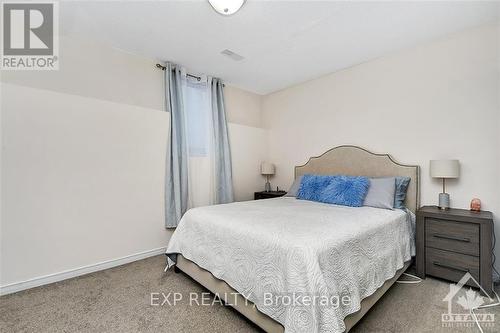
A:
[1,255,499,333]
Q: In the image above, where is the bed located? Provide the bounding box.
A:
[165,145,420,333]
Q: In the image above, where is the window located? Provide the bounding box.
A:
[183,78,210,157]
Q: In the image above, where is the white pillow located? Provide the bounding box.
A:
[363,177,396,210]
[284,176,303,197]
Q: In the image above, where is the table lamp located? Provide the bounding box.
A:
[261,162,275,192]
[430,160,460,210]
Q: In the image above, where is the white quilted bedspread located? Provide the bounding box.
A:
[166,197,414,333]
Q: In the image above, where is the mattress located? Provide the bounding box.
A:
[166,197,414,332]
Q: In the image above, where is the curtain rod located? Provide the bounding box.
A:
[155,63,201,81]
[155,63,224,86]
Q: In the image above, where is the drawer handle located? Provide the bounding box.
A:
[433,233,470,243]
[432,261,469,273]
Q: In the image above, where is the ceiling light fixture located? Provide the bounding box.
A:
[208,0,246,16]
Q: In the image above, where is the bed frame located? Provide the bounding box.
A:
[174,145,420,332]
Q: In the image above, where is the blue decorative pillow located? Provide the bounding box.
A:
[394,176,411,209]
[319,175,370,207]
[297,174,333,202]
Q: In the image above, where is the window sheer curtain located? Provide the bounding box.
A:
[164,63,233,228]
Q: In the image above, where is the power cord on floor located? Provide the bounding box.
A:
[395,271,499,333]
[468,230,500,332]
[396,230,500,332]
[470,288,500,333]
[469,230,500,333]
[395,272,422,284]
[491,231,500,283]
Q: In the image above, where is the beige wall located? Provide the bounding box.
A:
[224,85,263,128]
[0,37,266,291]
[1,83,169,287]
[1,37,164,112]
[0,36,262,128]
[262,24,500,274]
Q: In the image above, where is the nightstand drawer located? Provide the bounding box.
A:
[425,247,479,286]
[425,218,479,256]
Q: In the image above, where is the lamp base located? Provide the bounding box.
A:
[438,193,450,210]
[265,181,271,192]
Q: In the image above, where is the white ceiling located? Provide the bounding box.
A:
[61,1,499,95]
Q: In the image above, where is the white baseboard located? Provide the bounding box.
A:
[0,246,167,296]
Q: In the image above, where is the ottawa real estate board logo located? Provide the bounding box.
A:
[442,272,495,329]
[1,1,58,70]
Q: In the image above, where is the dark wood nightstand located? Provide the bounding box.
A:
[254,191,287,200]
[416,206,494,295]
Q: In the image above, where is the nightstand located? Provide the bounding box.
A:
[254,191,287,200]
[416,206,494,295]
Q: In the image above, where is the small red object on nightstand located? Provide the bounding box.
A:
[470,198,481,212]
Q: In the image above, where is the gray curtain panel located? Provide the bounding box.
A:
[164,63,189,228]
[210,78,234,204]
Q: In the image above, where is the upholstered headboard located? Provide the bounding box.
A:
[294,145,420,213]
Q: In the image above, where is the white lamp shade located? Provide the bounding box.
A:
[208,0,245,16]
[430,160,460,178]
[261,162,275,175]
